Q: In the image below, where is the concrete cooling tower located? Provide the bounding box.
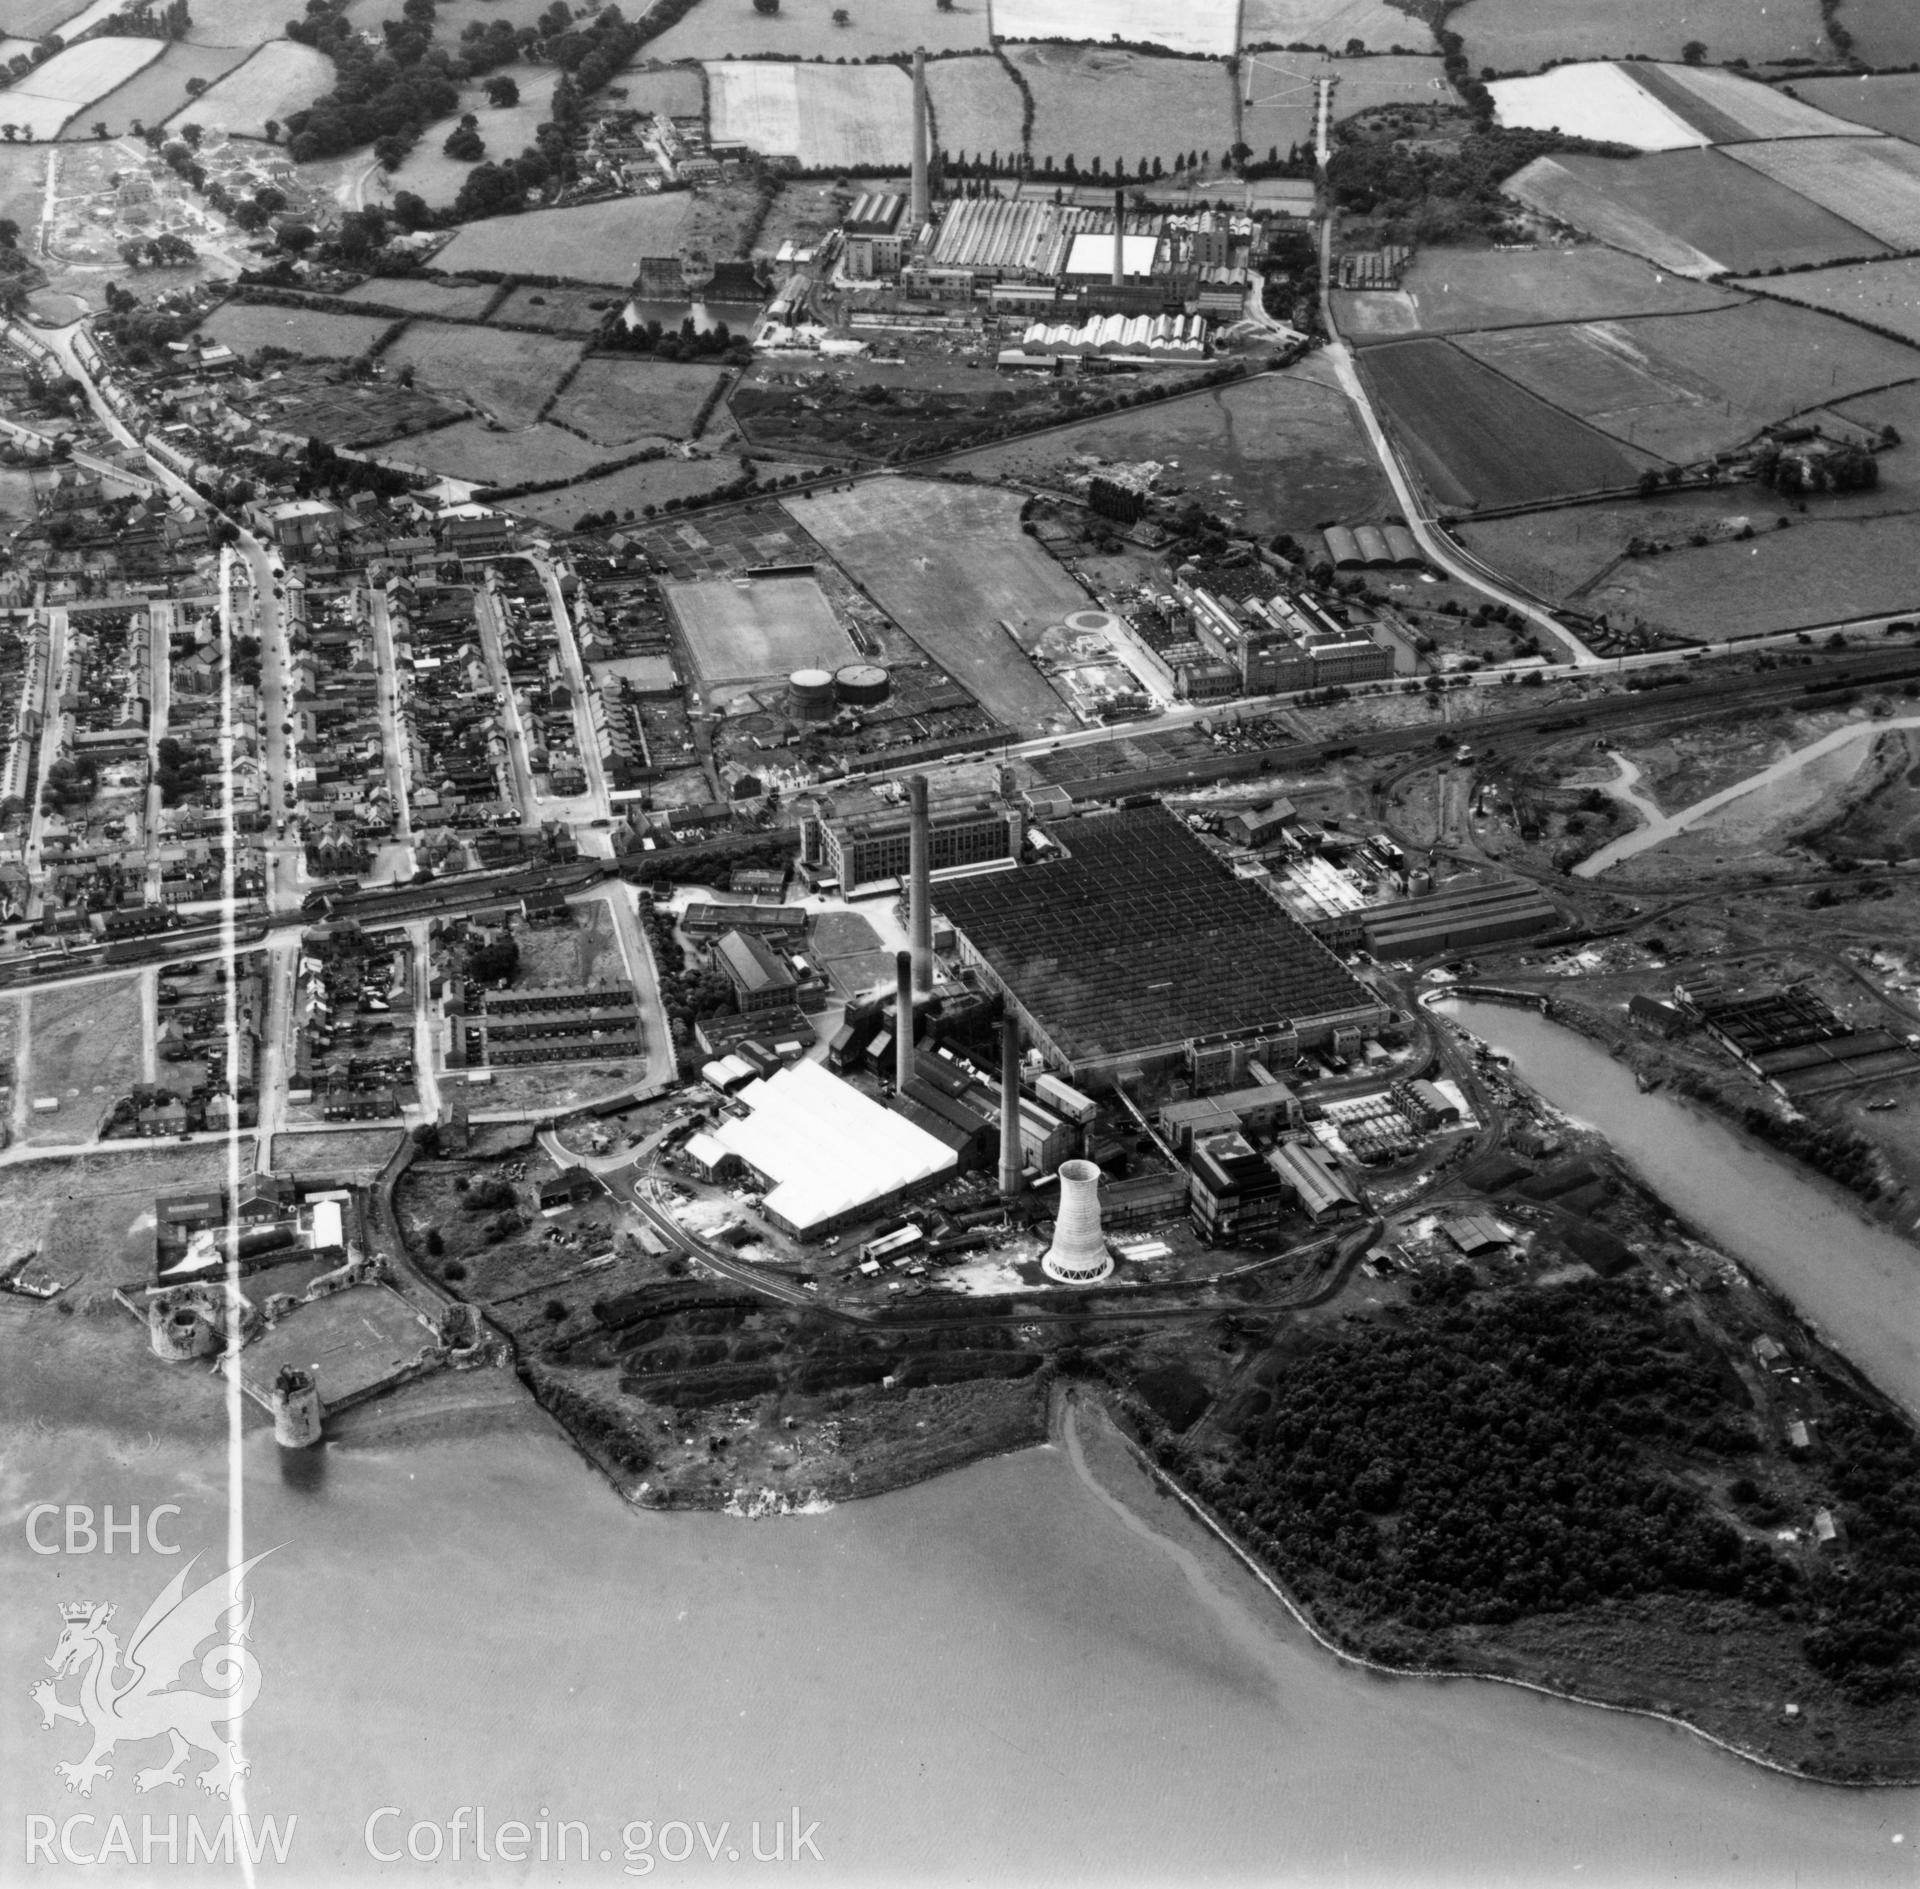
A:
[1041,1159,1113,1284]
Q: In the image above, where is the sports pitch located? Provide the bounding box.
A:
[664,573,855,687]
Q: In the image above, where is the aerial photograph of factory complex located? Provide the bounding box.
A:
[4,0,1920,1877]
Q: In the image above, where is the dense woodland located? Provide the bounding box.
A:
[1162,1279,1918,1702]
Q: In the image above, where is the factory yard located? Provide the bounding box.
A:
[790,480,1083,731]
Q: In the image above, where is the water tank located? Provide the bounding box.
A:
[787,668,836,721]
[1408,869,1433,897]
[834,662,890,707]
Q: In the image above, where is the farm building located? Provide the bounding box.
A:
[707,1058,959,1238]
[934,804,1388,1089]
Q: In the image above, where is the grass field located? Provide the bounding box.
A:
[665,572,854,684]
[339,275,502,320]
[0,145,46,243]
[943,366,1392,533]
[1842,0,1920,67]
[25,975,142,1143]
[1244,52,1446,157]
[1578,514,1920,641]
[378,68,559,210]
[1732,259,1920,349]
[1361,336,1655,508]
[182,0,297,44]
[506,451,801,527]
[790,480,1081,729]
[1012,45,1234,171]
[1336,244,1740,342]
[1727,138,1920,253]
[1241,0,1429,52]
[492,283,622,333]
[645,0,989,60]
[5,39,163,138]
[432,194,693,283]
[925,53,1025,166]
[614,64,706,118]
[61,41,251,139]
[1455,0,1829,71]
[993,0,1239,55]
[386,419,612,486]
[162,40,333,138]
[707,60,913,168]
[1793,76,1920,142]
[4,0,89,33]
[1505,147,1889,277]
[549,358,725,444]
[382,321,583,426]
[1452,303,1920,465]
[200,301,394,359]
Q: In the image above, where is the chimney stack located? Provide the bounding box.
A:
[1111,186,1125,287]
[998,1015,1024,1198]
[910,47,930,231]
[894,950,915,1095]
[908,773,933,997]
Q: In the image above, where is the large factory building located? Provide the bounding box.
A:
[812,799,1023,896]
[935,804,1389,1091]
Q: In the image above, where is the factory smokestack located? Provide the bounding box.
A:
[894,950,914,1094]
[1042,1161,1113,1283]
[1111,186,1125,286]
[910,46,930,230]
[998,1015,1024,1198]
[908,773,933,997]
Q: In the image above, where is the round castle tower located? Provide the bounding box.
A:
[271,1366,324,1449]
[148,1292,218,1362]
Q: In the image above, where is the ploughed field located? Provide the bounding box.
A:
[1358,337,1655,509]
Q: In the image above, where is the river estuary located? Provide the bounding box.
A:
[5,1005,1920,1884]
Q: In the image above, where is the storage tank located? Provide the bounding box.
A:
[787,668,836,721]
[833,662,890,707]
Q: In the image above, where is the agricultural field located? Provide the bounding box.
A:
[199,301,394,360]
[1243,52,1447,159]
[1575,513,1920,642]
[181,0,295,44]
[1732,259,1920,348]
[1454,0,1829,72]
[548,358,726,444]
[1452,303,1920,466]
[382,321,583,427]
[1726,138,1920,253]
[994,0,1239,55]
[1624,62,1876,144]
[790,479,1083,730]
[706,60,913,169]
[24,975,142,1144]
[2,0,85,34]
[1793,75,1920,143]
[1360,335,1655,509]
[1490,64,1706,151]
[491,283,623,334]
[1506,148,1890,277]
[339,275,502,320]
[1842,0,1920,68]
[431,193,693,283]
[2,38,163,139]
[665,572,854,686]
[384,419,613,488]
[62,42,252,139]
[0,144,46,245]
[162,40,333,139]
[1241,0,1429,53]
[267,369,464,449]
[944,366,1392,535]
[377,68,560,210]
[1012,45,1235,172]
[924,53,1025,167]
[615,65,706,118]
[1335,244,1739,341]
[506,452,804,527]
[644,0,990,60]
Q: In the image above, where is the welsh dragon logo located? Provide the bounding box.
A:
[29,1551,272,1799]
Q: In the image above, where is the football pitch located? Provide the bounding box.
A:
[663,573,855,686]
